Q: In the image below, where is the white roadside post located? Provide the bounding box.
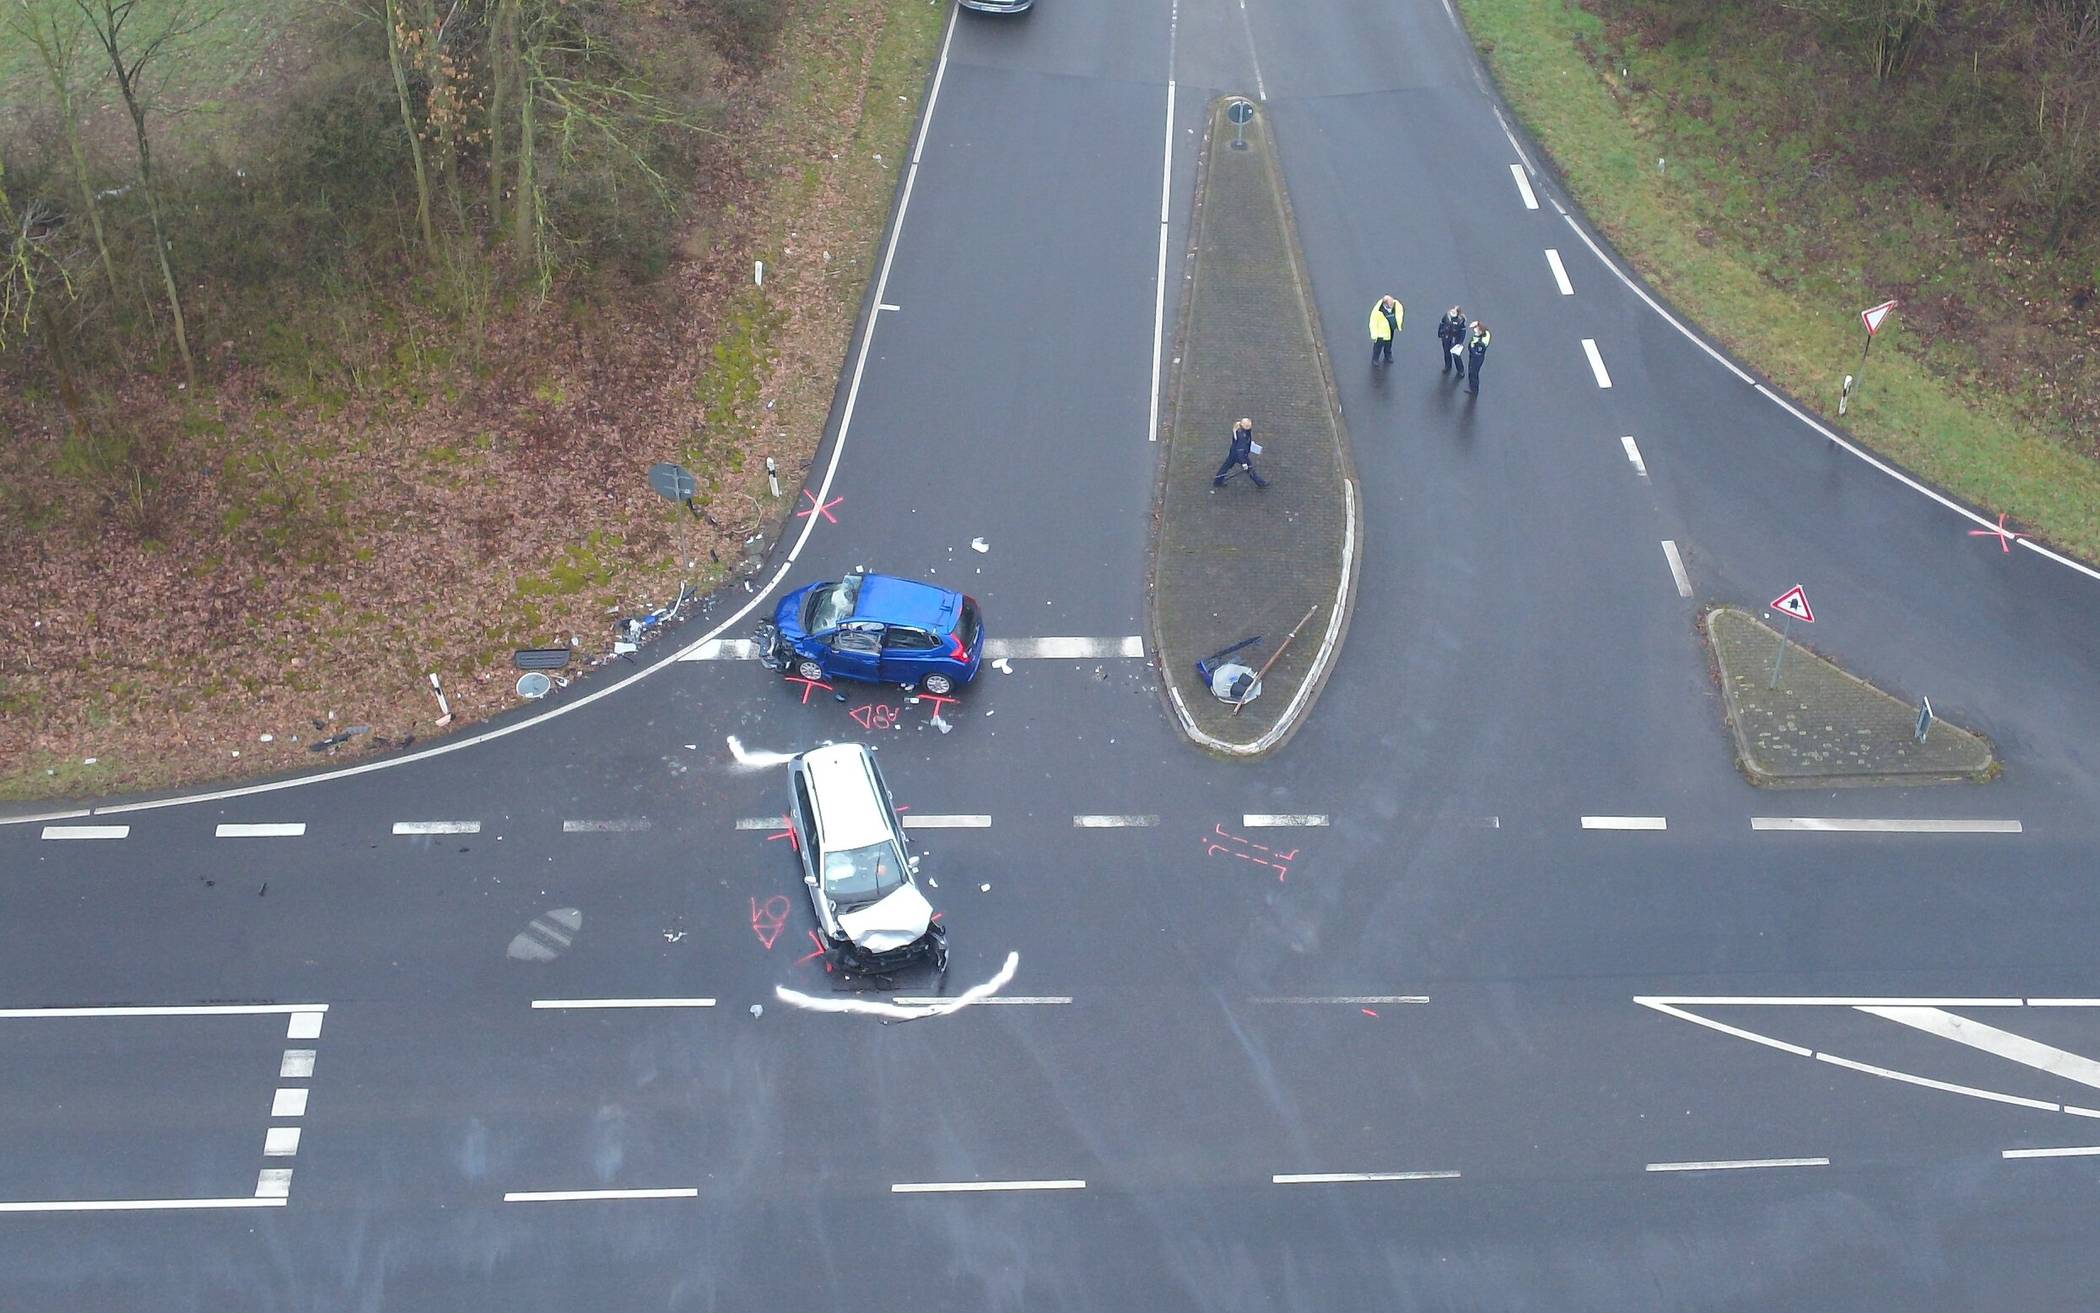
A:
[1845,299,1898,415]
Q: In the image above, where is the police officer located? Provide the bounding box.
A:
[1437,305,1468,378]
[1465,321,1491,396]
[1368,295,1401,365]
[1213,417,1268,489]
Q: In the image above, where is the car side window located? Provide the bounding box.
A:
[792,774,818,859]
[832,626,881,655]
[883,628,937,650]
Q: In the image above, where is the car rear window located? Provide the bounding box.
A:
[958,598,981,646]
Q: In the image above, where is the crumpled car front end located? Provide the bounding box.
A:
[835,884,948,973]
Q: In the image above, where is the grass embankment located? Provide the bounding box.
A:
[1458,0,2100,559]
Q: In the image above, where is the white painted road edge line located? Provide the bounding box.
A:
[1645,1158,1827,1173]
[531,998,717,1010]
[0,1003,328,1019]
[890,1179,1085,1194]
[1509,162,1538,209]
[1249,996,1430,1005]
[563,819,652,833]
[215,822,306,838]
[1582,816,1667,831]
[1816,1051,2061,1113]
[1544,248,1573,295]
[1751,817,2023,834]
[2004,1145,2100,1160]
[1641,996,2026,1007]
[902,814,991,830]
[1581,338,1613,388]
[1661,541,1693,597]
[0,1197,288,1213]
[1620,435,1647,476]
[1273,1171,1460,1184]
[41,825,130,840]
[392,820,480,835]
[504,1188,699,1203]
[1073,815,1158,827]
[893,996,1072,1006]
[1148,64,1175,444]
[1242,814,1328,827]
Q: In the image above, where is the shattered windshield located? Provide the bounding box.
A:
[822,841,905,911]
[805,574,863,631]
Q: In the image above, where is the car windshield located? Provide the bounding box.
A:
[805,575,863,631]
[822,841,905,911]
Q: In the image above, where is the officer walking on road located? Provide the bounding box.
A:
[1464,321,1491,396]
[1213,417,1268,489]
[1368,295,1401,365]
[1437,305,1468,378]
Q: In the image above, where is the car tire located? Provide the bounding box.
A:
[922,672,955,695]
[795,658,826,681]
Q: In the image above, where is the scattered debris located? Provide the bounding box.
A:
[308,725,371,752]
[428,672,454,727]
[970,538,989,553]
[979,883,991,893]
[258,734,274,743]
[992,658,1013,674]
[749,1004,764,1018]
[663,929,686,943]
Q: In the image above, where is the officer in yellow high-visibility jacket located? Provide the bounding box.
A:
[1368,295,1401,365]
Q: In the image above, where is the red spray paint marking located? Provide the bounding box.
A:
[1361,1008,1379,1018]
[1202,824,1297,881]
[918,692,959,721]
[849,704,901,731]
[786,674,834,705]
[795,928,835,972]
[750,895,790,950]
[765,814,798,851]
[796,489,843,524]
[1968,512,2020,553]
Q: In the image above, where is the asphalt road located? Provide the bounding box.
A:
[8,2,2100,1308]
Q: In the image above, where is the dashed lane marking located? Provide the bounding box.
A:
[1250,996,1430,1005]
[40,824,129,840]
[1508,162,1538,209]
[1581,816,1667,831]
[263,1127,301,1157]
[1242,814,1327,827]
[2004,1145,2100,1160]
[735,817,781,830]
[0,1197,286,1213]
[392,820,480,836]
[1581,338,1614,388]
[1662,541,1693,597]
[254,1169,294,1199]
[215,822,305,838]
[270,1089,309,1118]
[1544,248,1573,295]
[1273,1171,1460,1184]
[280,1050,315,1078]
[1073,815,1157,827]
[1621,435,1647,477]
[504,1188,699,1203]
[893,996,1072,1006]
[531,998,716,1010]
[0,1004,328,1020]
[902,814,990,830]
[1751,817,2022,834]
[563,819,652,833]
[1646,1158,1827,1173]
[891,1179,1085,1194]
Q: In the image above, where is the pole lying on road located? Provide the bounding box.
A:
[1234,604,1319,716]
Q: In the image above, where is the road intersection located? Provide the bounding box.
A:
[7,0,2100,1307]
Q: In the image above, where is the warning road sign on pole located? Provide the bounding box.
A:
[1861,300,1899,335]
[1769,585,1814,623]
[1843,301,1899,414]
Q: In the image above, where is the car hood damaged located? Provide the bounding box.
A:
[837,883,934,953]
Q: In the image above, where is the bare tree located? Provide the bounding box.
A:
[10,0,120,299]
[71,0,218,387]
[1782,0,1943,82]
[383,0,437,254]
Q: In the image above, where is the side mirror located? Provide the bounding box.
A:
[804,874,818,887]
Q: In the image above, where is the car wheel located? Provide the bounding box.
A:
[795,658,826,681]
[922,672,955,695]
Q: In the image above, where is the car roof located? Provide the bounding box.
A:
[798,743,897,850]
[852,574,958,629]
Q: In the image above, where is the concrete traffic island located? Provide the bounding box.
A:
[1148,96,1359,756]
[1704,606,1996,787]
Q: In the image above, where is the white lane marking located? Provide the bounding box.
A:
[1621,435,1647,476]
[1858,1006,2100,1091]
[1582,816,1667,830]
[1149,68,1176,443]
[1560,212,1755,385]
[1233,0,1267,101]
[1509,162,1538,209]
[1661,540,1692,597]
[890,1179,1085,1194]
[0,1003,327,1019]
[280,1050,315,1079]
[1815,1051,2061,1112]
[215,822,305,838]
[1242,814,1328,827]
[531,998,717,1010]
[2027,999,2100,1007]
[254,1168,293,1199]
[1073,815,1157,827]
[392,820,480,835]
[2004,1145,2100,1160]
[1273,1171,1459,1184]
[892,996,1072,1006]
[1643,996,2024,1008]
[0,1197,286,1213]
[563,819,651,833]
[682,638,757,660]
[1751,818,2022,834]
[287,1011,324,1040]
[902,814,990,829]
[735,817,783,830]
[5,807,92,826]
[985,636,1145,659]
[1646,1157,1826,1173]
[2066,1104,2100,1118]
[1249,996,1430,1005]
[263,1127,302,1156]
[877,302,901,312]
[504,1188,698,1203]
[40,824,129,840]
[1581,338,1613,388]
[270,1089,310,1118]
[1544,248,1573,295]
[1633,998,1815,1058]
[72,6,972,823]
[1493,106,1537,172]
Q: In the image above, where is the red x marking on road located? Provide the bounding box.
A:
[1968,512,2019,553]
[797,489,843,524]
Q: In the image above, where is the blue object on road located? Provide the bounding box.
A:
[757,571,985,695]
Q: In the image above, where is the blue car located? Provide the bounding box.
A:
[757,571,985,695]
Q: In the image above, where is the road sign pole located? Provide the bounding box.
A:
[1769,614,1793,689]
[1916,696,1934,744]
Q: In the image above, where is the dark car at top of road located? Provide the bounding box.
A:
[958,0,1032,11]
[757,570,985,695]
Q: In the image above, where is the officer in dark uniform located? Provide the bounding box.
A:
[1213,417,1268,489]
[1465,322,1491,396]
[1437,306,1468,378]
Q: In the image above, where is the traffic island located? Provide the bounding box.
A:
[1148,96,1359,756]
[1704,606,1996,787]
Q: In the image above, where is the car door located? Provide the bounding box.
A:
[789,768,828,932]
[879,625,940,683]
[827,622,884,682]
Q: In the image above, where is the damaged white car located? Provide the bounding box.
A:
[787,743,949,975]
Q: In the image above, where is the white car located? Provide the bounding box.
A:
[787,743,948,974]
